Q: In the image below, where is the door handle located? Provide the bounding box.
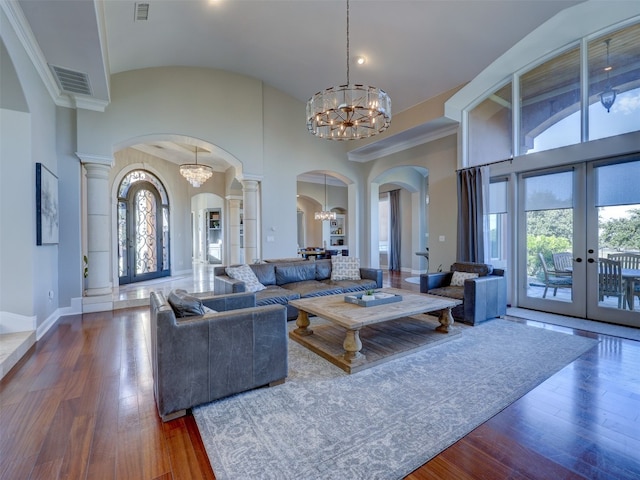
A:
[575,257,582,263]
[587,258,595,263]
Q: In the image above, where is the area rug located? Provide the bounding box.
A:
[404,276,420,284]
[193,318,598,480]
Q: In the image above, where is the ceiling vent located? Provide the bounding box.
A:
[134,2,150,21]
[50,65,92,96]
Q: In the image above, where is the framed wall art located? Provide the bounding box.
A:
[36,162,59,245]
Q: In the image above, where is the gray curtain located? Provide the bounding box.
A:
[457,167,486,263]
[389,189,401,271]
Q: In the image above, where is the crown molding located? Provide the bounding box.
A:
[1,1,65,105]
[74,95,109,112]
[347,124,459,163]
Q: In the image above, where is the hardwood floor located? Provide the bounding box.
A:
[1,271,639,479]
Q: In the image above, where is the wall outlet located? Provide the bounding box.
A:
[48,290,54,300]
[267,235,275,242]
[439,235,445,242]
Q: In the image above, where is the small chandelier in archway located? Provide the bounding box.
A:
[315,174,336,221]
[180,146,213,187]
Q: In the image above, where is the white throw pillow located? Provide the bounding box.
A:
[450,271,479,287]
[331,256,361,281]
[226,264,266,292]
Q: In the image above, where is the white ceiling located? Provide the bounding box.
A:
[11,0,584,166]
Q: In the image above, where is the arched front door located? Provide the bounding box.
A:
[118,170,170,285]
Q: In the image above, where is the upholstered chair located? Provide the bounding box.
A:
[420,262,507,325]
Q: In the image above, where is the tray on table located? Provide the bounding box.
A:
[344,291,403,307]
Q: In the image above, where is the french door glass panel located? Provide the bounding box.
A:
[520,168,585,317]
[588,158,640,325]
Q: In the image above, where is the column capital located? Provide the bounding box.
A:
[241,179,260,191]
[83,162,111,180]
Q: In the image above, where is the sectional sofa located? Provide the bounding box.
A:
[214,258,383,320]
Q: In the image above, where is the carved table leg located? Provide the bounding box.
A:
[436,307,454,333]
[294,310,313,336]
[343,329,364,363]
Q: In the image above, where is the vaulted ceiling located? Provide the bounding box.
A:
[12,0,583,114]
[6,0,584,167]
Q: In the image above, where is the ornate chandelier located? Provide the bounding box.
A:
[600,39,618,113]
[306,0,391,140]
[315,174,337,221]
[180,146,213,187]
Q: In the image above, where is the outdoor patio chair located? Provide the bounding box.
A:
[552,252,573,277]
[607,252,640,269]
[598,258,625,309]
[608,252,640,309]
[538,252,573,298]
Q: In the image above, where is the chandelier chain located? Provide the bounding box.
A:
[346,0,350,85]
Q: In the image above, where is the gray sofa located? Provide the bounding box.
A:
[214,259,383,320]
[150,290,288,421]
[420,262,506,325]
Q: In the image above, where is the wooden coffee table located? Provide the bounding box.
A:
[289,288,462,373]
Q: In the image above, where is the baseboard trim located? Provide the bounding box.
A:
[37,310,60,340]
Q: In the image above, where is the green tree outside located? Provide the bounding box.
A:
[527,209,573,278]
[600,208,640,252]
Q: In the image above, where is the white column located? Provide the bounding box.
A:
[81,159,113,300]
[228,196,242,265]
[242,180,259,263]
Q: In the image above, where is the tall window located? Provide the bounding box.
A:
[469,82,512,166]
[488,179,508,268]
[379,193,389,253]
[520,46,581,154]
[588,23,640,141]
[465,20,639,160]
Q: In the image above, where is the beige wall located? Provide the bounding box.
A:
[368,135,458,273]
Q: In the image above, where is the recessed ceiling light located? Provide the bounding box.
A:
[355,56,366,65]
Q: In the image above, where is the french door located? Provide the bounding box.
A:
[518,156,640,327]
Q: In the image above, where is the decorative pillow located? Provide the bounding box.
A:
[167,289,205,317]
[450,271,479,287]
[226,264,266,292]
[331,256,361,281]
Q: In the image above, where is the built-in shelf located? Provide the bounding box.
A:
[328,214,347,249]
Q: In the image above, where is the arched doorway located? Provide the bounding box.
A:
[117,170,170,284]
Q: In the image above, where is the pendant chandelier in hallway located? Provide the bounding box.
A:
[306,0,391,140]
[180,146,213,188]
[315,174,336,221]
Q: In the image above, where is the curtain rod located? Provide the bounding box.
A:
[457,157,514,172]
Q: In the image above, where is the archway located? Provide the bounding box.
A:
[108,134,247,288]
[372,166,429,274]
[296,171,353,255]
